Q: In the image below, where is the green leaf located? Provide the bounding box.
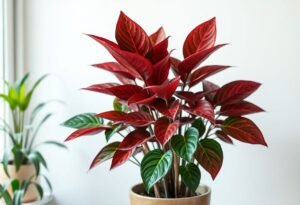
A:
[105,123,121,142]
[30,100,64,124]
[11,179,20,192]
[22,74,49,110]
[195,139,223,180]
[192,118,206,138]
[2,151,10,177]
[179,162,201,192]
[89,142,120,169]
[62,113,103,129]
[141,149,173,193]
[34,140,68,149]
[15,73,30,93]
[0,184,12,205]
[33,182,43,199]
[41,175,53,193]
[33,151,48,169]
[171,127,199,161]
[12,190,24,205]
[27,152,40,176]
[12,148,24,172]
[113,98,128,112]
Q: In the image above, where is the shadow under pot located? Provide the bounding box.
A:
[0,163,39,203]
[130,183,211,205]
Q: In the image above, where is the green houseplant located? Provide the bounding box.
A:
[63,12,267,205]
[0,73,66,203]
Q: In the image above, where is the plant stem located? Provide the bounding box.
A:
[173,151,179,198]
[163,179,169,198]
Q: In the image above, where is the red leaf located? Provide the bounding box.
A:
[89,142,120,170]
[215,81,261,106]
[115,11,150,56]
[215,130,233,144]
[221,117,267,146]
[149,27,166,45]
[96,111,127,121]
[183,17,217,58]
[183,100,215,124]
[128,90,157,105]
[65,126,111,141]
[110,148,134,170]
[203,80,220,104]
[219,101,264,116]
[92,62,136,80]
[122,112,154,127]
[108,84,143,100]
[175,91,196,104]
[150,37,169,63]
[189,65,230,87]
[151,98,180,119]
[170,57,181,76]
[179,44,227,81]
[147,76,180,101]
[87,34,152,81]
[118,129,151,150]
[155,117,179,146]
[147,53,170,85]
[84,83,120,95]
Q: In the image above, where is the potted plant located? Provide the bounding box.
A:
[63,11,267,205]
[0,74,66,203]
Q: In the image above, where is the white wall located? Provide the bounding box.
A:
[23,0,300,204]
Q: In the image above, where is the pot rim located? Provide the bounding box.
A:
[130,183,211,201]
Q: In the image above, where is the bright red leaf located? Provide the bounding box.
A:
[219,101,265,116]
[92,62,135,80]
[183,100,215,124]
[147,76,180,101]
[108,84,143,100]
[183,17,217,58]
[155,117,179,146]
[118,129,151,150]
[215,80,261,106]
[128,90,157,105]
[84,83,119,95]
[110,148,135,170]
[115,11,151,56]
[96,111,127,121]
[149,27,166,46]
[65,126,111,141]
[215,130,233,144]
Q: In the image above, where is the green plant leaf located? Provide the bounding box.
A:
[12,148,24,172]
[113,98,128,112]
[192,118,206,138]
[141,149,173,193]
[171,127,199,161]
[34,140,68,149]
[89,142,120,170]
[0,184,12,205]
[105,123,121,142]
[33,182,43,199]
[2,151,10,177]
[179,162,201,192]
[195,139,223,180]
[15,73,30,93]
[27,152,40,176]
[41,175,53,193]
[10,179,20,192]
[12,190,24,205]
[62,113,103,129]
[30,100,64,124]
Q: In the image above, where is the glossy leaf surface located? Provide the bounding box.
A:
[154,117,179,147]
[179,162,201,192]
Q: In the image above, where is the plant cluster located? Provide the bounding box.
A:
[63,12,266,198]
[0,74,66,201]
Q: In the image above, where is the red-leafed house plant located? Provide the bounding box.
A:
[62,12,267,205]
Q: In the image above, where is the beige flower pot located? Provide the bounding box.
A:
[130,183,211,205]
[0,163,39,203]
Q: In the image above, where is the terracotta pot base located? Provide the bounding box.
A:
[130,183,211,205]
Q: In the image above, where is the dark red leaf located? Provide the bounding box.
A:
[183,17,217,58]
[170,57,181,76]
[189,65,230,87]
[92,62,135,80]
[89,142,120,170]
[110,148,134,170]
[183,100,215,124]
[221,117,267,146]
[149,27,166,45]
[65,126,111,141]
[149,37,169,63]
[195,139,223,180]
[108,84,143,100]
[215,130,233,144]
[215,81,261,106]
[147,76,180,101]
[87,34,152,81]
[115,11,150,56]
[96,111,127,121]
[128,90,157,105]
[219,101,264,116]
[203,80,220,104]
[122,112,154,127]
[118,129,151,150]
[147,53,170,85]
[84,83,120,95]
[151,98,180,119]
[179,44,227,81]
[155,117,179,146]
